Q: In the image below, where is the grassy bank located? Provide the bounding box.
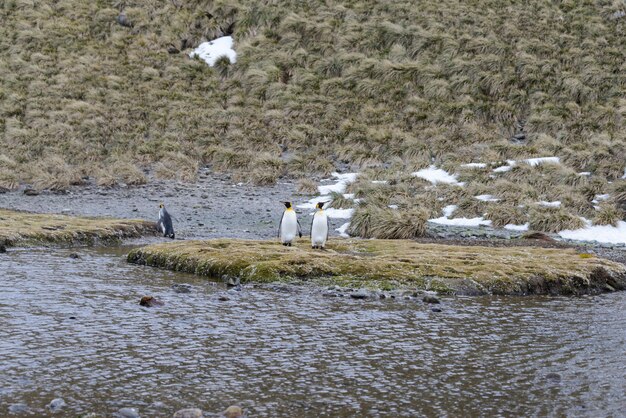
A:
[127,238,626,295]
[0,209,157,247]
[1,1,625,234]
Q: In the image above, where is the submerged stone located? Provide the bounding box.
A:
[223,405,244,418]
[117,407,140,418]
[171,283,192,293]
[173,408,203,418]
[423,295,441,304]
[139,296,163,307]
[47,398,66,412]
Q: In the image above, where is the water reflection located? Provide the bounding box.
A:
[0,247,624,416]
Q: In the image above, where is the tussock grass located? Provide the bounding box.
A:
[127,238,626,295]
[348,205,428,239]
[529,207,585,233]
[0,0,624,221]
[0,209,157,247]
[328,191,354,209]
[296,178,318,194]
[485,204,528,228]
[593,203,624,227]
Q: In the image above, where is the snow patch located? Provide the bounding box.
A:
[371,180,388,184]
[318,172,358,195]
[504,223,530,231]
[461,163,487,169]
[428,204,491,227]
[336,222,350,238]
[474,194,499,202]
[523,156,560,166]
[538,201,561,208]
[189,36,237,66]
[323,208,354,219]
[412,166,463,186]
[578,172,591,176]
[559,221,626,244]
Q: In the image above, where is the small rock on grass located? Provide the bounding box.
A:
[423,295,441,304]
[223,405,243,418]
[173,408,203,418]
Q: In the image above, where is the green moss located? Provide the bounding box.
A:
[127,238,626,295]
[0,209,157,247]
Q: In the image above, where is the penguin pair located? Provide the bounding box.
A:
[278,201,329,249]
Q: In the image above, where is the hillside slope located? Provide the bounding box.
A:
[1,0,625,232]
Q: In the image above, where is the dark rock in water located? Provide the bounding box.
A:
[218,295,230,301]
[0,187,8,194]
[228,284,242,292]
[173,408,203,418]
[8,403,29,414]
[546,372,562,383]
[423,295,441,304]
[171,283,192,293]
[223,405,244,418]
[0,244,6,253]
[47,398,66,412]
[68,252,81,259]
[431,307,443,312]
[23,188,39,196]
[350,291,369,300]
[139,296,163,307]
[117,407,140,418]
[69,316,77,320]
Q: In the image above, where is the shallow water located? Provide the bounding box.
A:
[1,247,625,417]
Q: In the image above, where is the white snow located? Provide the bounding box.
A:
[622,168,626,179]
[343,193,355,199]
[504,223,530,231]
[474,194,499,202]
[336,222,350,238]
[523,156,560,166]
[189,36,237,66]
[493,157,560,173]
[493,164,513,173]
[323,208,354,219]
[592,194,610,204]
[412,166,463,186]
[388,204,399,209]
[559,221,626,244]
[578,172,591,176]
[318,172,358,195]
[461,163,487,169]
[428,204,491,227]
[538,201,561,207]
[429,216,492,227]
[371,180,388,184]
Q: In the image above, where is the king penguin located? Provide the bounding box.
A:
[310,201,330,249]
[278,201,302,246]
[158,203,175,239]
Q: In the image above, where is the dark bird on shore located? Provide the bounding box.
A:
[158,203,175,239]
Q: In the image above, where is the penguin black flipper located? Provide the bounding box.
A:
[277,211,285,239]
[309,214,314,237]
[297,219,303,238]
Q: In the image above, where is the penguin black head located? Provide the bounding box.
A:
[159,203,164,208]
[316,202,325,209]
[282,201,292,209]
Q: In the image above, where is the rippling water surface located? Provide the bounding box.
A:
[1,247,625,417]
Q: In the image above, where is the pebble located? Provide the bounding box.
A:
[68,252,81,259]
[350,291,369,300]
[8,403,29,414]
[431,308,443,313]
[223,405,244,418]
[423,295,441,304]
[23,188,39,196]
[47,398,66,412]
[173,408,203,418]
[117,407,140,418]
[171,284,192,293]
[139,296,164,307]
[218,295,230,301]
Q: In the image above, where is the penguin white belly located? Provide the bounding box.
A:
[311,212,328,247]
[280,210,298,243]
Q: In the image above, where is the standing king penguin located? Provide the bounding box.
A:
[158,203,175,239]
[310,201,329,249]
[278,201,302,246]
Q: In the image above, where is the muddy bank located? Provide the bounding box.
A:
[127,238,626,296]
[0,169,304,241]
[0,209,156,247]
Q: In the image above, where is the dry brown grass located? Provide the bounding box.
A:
[127,238,626,295]
[348,205,428,239]
[529,207,585,233]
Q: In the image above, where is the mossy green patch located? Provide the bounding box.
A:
[127,238,626,295]
[0,209,157,247]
